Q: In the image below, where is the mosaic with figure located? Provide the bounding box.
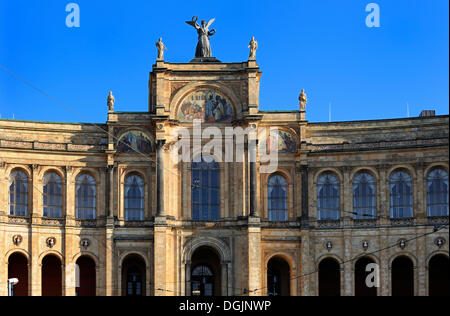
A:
[178,90,233,123]
[265,130,296,153]
[117,131,152,154]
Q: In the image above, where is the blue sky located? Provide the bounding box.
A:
[0,0,448,123]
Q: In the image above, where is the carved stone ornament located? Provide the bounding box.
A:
[325,241,333,251]
[81,239,90,249]
[12,235,23,246]
[398,239,407,250]
[435,237,446,248]
[362,240,369,251]
[46,237,57,248]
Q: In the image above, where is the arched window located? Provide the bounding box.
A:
[43,172,63,218]
[268,174,288,221]
[353,172,376,219]
[125,174,145,221]
[390,171,413,218]
[9,170,28,216]
[317,174,340,220]
[427,168,449,217]
[76,174,96,219]
[191,156,220,221]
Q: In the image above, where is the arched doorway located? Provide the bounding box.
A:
[267,256,290,296]
[391,256,414,296]
[8,253,29,296]
[355,257,377,296]
[318,258,341,296]
[42,255,62,296]
[122,255,146,296]
[76,256,96,296]
[191,247,221,296]
[429,254,450,296]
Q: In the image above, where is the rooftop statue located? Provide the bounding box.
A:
[155,37,167,61]
[185,16,216,58]
[248,37,258,60]
[299,89,307,112]
[107,91,115,112]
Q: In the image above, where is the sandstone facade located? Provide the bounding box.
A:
[0,60,448,296]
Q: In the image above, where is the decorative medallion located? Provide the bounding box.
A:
[81,239,90,249]
[362,240,369,251]
[178,90,233,123]
[46,237,56,248]
[435,237,446,248]
[398,239,407,250]
[12,235,23,246]
[325,241,333,251]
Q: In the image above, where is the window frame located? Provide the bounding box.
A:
[43,172,64,218]
[75,173,97,220]
[426,168,449,217]
[191,156,220,221]
[389,171,413,219]
[267,174,288,222]
[9,169,29,217]
[124,173,145,221]
[352,172,377,219]
[317,173,340,221]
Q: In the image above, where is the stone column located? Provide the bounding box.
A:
[343,231,353,296]
[300,232,312,296]
[301,165,309,226]
[221,262,228,296]
[415,163,426,220]
[247,221,262,296]
[153,225,167,296]
[30,164,41,296]
[106,165,114,217]
[185,262,191,296]
[104,224,115,296]
[156,140,166,217]
[249,139,258,217]
[378,166,389,225]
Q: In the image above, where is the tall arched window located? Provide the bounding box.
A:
[353,172,376,219]
[390,171,413,218]
[317,173,340,220]
[43,172,63,218]
[268,174,288,221]
[9,170,28,216]
[427,168,449,217]
[191,156,220,221]
[76,174,96,219]
[125,174,145,221]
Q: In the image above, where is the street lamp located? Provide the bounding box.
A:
[7,278,19,296]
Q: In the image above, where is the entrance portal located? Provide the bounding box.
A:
[191,247,221,296]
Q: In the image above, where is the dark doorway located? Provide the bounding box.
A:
[391,256,414,296]
[318,258,341,296]
[42,255,62,296]
[267,257,290,296]
[122,255,146,296]
[355,257,377,296]
[8,253,29,296]
[429,255,450,296]
[191,247,221,296]
[76,256,96,296]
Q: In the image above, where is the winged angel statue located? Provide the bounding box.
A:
[185,16,216,58]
